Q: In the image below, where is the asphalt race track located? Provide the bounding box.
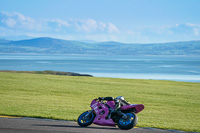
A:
[0,117,196,133]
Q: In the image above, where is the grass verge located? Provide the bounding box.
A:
[0,71,199,132]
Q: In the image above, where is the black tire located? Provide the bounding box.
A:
[117,113,138,130]
[77,111,95,127]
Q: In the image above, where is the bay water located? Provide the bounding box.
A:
[0,54,200,82]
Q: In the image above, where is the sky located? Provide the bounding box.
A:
[0,0,200,43]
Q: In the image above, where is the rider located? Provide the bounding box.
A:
[98,96,130,111]
[115,96,130,111]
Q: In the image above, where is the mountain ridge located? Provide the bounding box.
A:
[0,37,200,55]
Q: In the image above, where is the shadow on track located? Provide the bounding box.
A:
[33,124,119,130]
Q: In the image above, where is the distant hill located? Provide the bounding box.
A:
[0,37,200,55]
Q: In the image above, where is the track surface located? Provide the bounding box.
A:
[0,117,195,133]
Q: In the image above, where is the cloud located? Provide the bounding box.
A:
[0,11,72,32]
[118,23,200,43]
[193,28,199,36]
[72,19,120,33]
[70,18,119,34]
[0,11,120,36]
[99,22,107,31]
[47,19,70,27]
[73,19,98,32]
[1,11,42,31]
[2,18,16,27]
[133,23,200,38]
[82,19,97,32]
[107,23,119,33]
[167,23,200,36]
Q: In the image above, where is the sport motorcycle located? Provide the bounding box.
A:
[77,97,144,130]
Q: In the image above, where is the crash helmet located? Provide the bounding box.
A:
[115,96,125,102]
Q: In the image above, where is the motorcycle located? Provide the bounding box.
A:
[77,97,144,130]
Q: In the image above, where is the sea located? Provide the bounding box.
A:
[0,54,200,83]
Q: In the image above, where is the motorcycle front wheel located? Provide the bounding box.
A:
[117,113,138,130]
[77,111,95,127]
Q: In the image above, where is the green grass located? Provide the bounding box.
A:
[0,72,199,132]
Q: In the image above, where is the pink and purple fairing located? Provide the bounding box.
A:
[90,99,144,127]
[90,100,116,126]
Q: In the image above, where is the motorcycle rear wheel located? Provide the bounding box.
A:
[77,111,95,127]
[117,113,138,130]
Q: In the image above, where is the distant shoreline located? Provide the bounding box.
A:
[0,70,93,77]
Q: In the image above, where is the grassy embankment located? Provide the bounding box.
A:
[0,71,199,132]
